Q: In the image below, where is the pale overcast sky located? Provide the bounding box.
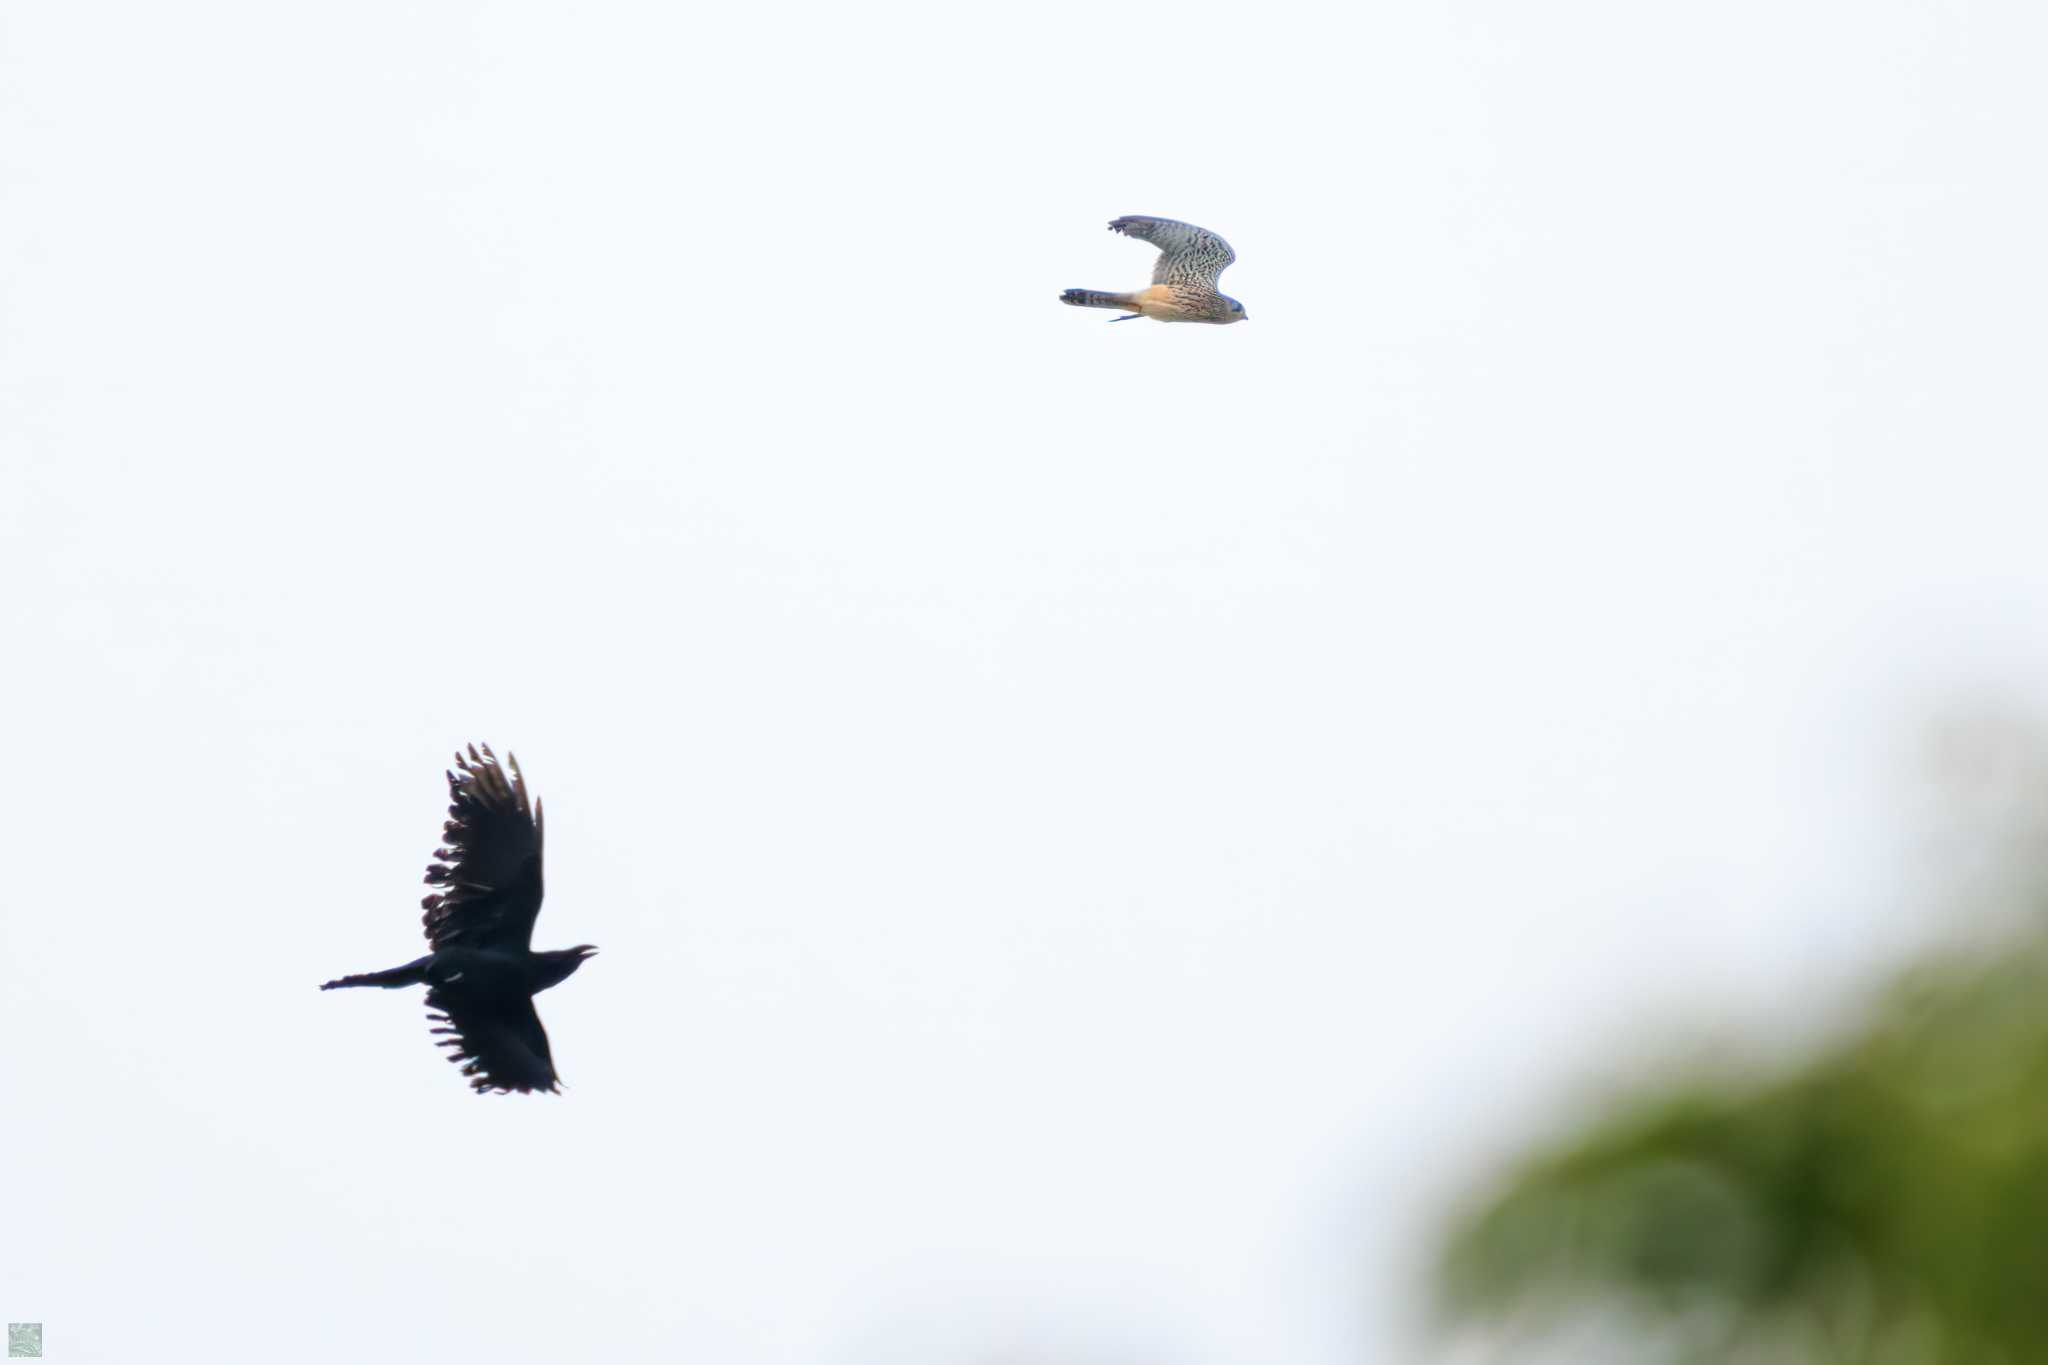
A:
[6,3,2048,1362]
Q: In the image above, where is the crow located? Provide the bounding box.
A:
[322,744,596,1094]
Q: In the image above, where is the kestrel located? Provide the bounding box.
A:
[1060,216,1247,324]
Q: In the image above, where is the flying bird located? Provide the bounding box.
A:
[1060,216,1247,324]
[321,745,596,1094]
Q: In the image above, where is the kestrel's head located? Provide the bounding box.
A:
[1221,295,1248,323]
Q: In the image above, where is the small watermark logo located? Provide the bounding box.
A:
[6,1324,40,1358]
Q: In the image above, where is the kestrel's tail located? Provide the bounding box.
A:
[1061,288,1139,313]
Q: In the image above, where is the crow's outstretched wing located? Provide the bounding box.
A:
[421,744,544,954]
[427,988,561,1094]
[1110,216,1236,289]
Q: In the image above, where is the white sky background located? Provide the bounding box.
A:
[5,2,2048,1362]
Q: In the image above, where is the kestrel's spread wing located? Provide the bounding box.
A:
[1110,216,1237,290]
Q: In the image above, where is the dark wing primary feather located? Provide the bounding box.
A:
[427,989,562,1094]
[421,743,545,954]
[1110,215,1236,289]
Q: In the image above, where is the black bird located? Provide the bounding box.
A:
[322,744,596,1094]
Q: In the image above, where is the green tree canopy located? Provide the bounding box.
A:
[1439,928,2048,1363]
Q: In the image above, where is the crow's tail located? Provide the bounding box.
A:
[320,959,428,990]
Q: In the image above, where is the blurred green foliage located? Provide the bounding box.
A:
[1438,930,2048,1362]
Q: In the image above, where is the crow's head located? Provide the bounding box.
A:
[531,943,599,994]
